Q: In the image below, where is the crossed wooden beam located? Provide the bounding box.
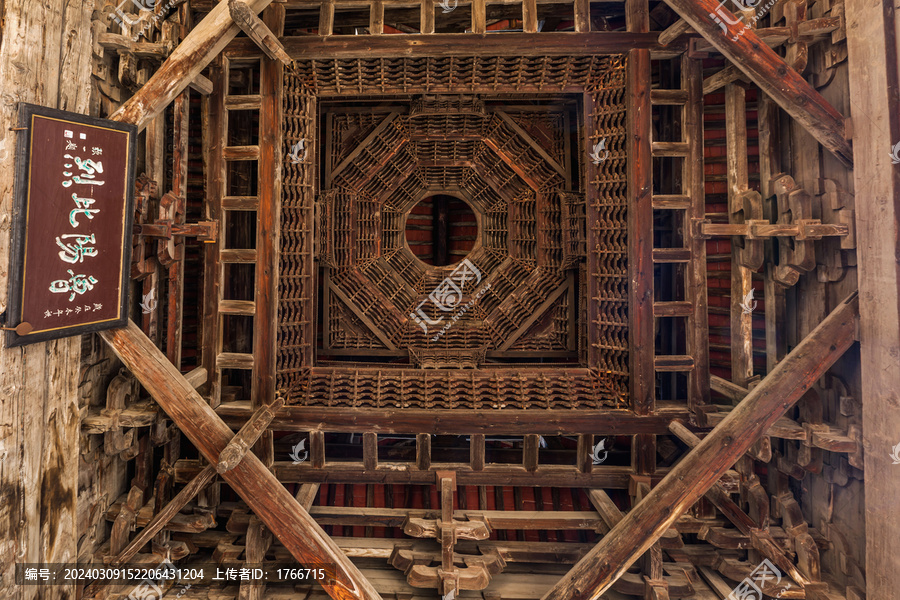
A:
[99,0,858,598]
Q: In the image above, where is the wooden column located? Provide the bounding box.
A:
[541,293,858,600]
[626,0,653,417]
[725,84,755,387]
[683,54,711,411]
[201,59,226,405]
[370,0,385,34]
[0,2,92,596]
[626,0,655,482]
[844,0,900,596]
[660,0,852,167]
[250,3,285,467]
[101,322,382,600]
[522,0,538,33]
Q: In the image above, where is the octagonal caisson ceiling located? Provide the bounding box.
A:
[317,95,584,366]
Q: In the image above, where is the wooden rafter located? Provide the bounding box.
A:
[541,293,858,600]
[101,321,383,600]
[660,0,853,167]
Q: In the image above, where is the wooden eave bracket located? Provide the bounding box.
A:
[228,0,293,67]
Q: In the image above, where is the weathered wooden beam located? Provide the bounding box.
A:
[523,0,538,32]
[216,404,689,435]
[217,398,284,473]
[370,0,385,33]
[657,18,691,46]
[234,33,682,59]
[845,0,900,593]
[471,0,486,34]
[111,465,218,566]
[726,84,755,389]
[627,43,654,417]
[667,422,810,586]
[683,54,711,413]
[189,73,214,96]
[541,293,858,600]
[111,0,274,130]
[660,0,852,167]
[709,374,748,402]
[228,0,292,65]
[100,321,382,600]
[183,366,209,389]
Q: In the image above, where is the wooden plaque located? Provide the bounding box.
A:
[5,104,137,347]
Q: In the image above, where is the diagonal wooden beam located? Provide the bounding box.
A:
[668,421,810,587]
[111,464,218,567]
[100,321,382,600]
[110,0,274,131]
[660,0,853,168]
[228,0,292,66]
[541,292,858,600]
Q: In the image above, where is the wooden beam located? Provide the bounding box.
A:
[471,0,486,34]
[683,54,711,412]
[541,293,858,600]
[420,0,434,33]
[845,0,900,594]
[627,43,654,417]
[523,0,538,33]
[660,0,852,167]
[215,404,689,435]
[239,33,682,59]
[667,422,811,586]
[217,398,284,473]
[370,0,385,33]
[320,0,336,35]
[228,0,292,65]
[100,321,382,600]
[111,465,218,566]
[111,0,274,130]
[657,18,691,46]
[726,84,755,389]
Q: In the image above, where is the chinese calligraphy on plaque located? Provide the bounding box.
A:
[6,104,136,347]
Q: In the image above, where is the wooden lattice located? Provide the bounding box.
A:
[277,55,630,408]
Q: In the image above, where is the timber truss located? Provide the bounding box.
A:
[82,0,862,599]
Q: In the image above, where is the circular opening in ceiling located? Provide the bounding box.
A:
[405,194,479,267]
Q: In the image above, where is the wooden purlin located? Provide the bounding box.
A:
[541,292,859,600]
